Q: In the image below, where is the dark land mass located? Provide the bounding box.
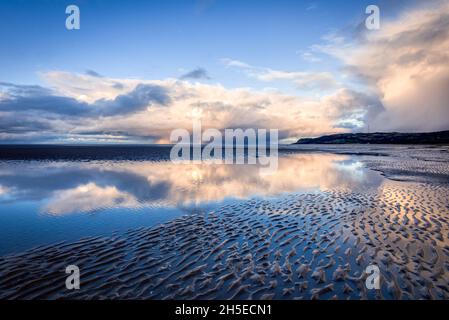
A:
[295,130,449,145]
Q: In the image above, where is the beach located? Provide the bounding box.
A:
[0,145,448,299]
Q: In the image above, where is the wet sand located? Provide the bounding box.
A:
[0,146,448,300]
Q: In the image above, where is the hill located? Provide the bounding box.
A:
[295,131,449,144]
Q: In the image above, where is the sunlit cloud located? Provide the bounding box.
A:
[313,1,449,132]
[2,71,375,143]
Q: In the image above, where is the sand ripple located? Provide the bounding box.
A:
[1,178,448,300]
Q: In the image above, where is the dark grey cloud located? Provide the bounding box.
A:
[0,82,171,142]
[0,82,89,116]
[0,92,89,116]
[323,89,386,132]
[180,67,211,80]
[0,83,170,117]
[85,70,103,77]
[94,84,170,116]
[329,89,385,119]
[0,113,53,134]
[0,82,52,96]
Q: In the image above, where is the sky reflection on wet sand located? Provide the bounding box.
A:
[0,153,382,254]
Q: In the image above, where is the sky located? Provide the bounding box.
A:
[0,0,448,144]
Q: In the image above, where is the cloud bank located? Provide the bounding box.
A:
[1,1,448,143]
[314,1,449,132]
[1,71,375,143]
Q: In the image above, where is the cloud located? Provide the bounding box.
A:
[180,67,211,80]
[221,58,252,69]
[221,58,338,91]
[301,52,321,63]
[94,84,171,116]
[313,1,449,132]
[257,70,337,90]
[41,71,138,103]
[321,89,385,129]
[0,79,172,143]
[0,82,170,117]
[0,82,52,96]
[1,71,369,143]
[0,83,89,116]
[85,70,103,77]
[0,112,54,134]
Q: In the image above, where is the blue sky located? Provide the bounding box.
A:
[0,0,408,87]
[0,0,448,143]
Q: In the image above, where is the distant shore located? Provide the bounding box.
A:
[294,130,449,145]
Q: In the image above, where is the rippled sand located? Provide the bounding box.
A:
[1,147,449,300]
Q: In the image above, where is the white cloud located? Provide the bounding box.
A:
[221,58,252,69]
[301,52,321,63]
[221,59,338,91]
[256,70,337,90]
[41,71,139,103]
[313,1,449,132]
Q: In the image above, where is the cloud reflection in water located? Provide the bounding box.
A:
[0,153,383,215]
